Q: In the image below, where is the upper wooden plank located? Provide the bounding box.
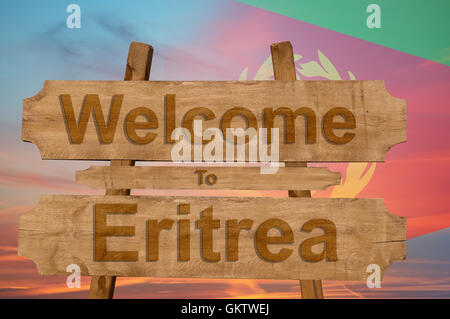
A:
[22,80,406,161]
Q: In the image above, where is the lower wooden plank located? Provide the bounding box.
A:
[76,166,341,190]
[19,195,405,281]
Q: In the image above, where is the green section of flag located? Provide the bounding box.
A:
[237,0,450,66]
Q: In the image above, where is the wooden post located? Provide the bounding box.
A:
[88,41,153,299]
[270,41,324,299]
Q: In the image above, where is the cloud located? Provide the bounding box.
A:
[0,169,89,193]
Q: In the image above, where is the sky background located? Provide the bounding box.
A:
[0,0,449,298]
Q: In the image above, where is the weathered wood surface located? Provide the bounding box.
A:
[76,166,341,190]
[18,195,406,281]
[22,80,406,162]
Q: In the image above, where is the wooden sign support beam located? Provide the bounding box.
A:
[88,41,153,299]
[271,41,323,299]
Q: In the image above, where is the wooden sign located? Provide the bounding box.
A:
[19,195,405,281]
[76,166,341,190]
[22,80,406,162]
[19,41,408,299]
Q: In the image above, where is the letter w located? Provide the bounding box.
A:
[60,94,123,144]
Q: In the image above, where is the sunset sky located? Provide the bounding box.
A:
[0,0,449,298]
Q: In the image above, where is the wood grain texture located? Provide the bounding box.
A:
[300,280,323,299]
[22,80,406,162]
[76,166,341,190]
[89,41,153,299]
[123,42,153,82]
[271,41,297,81]
[18,195,406,281]
[271,41,323,298]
